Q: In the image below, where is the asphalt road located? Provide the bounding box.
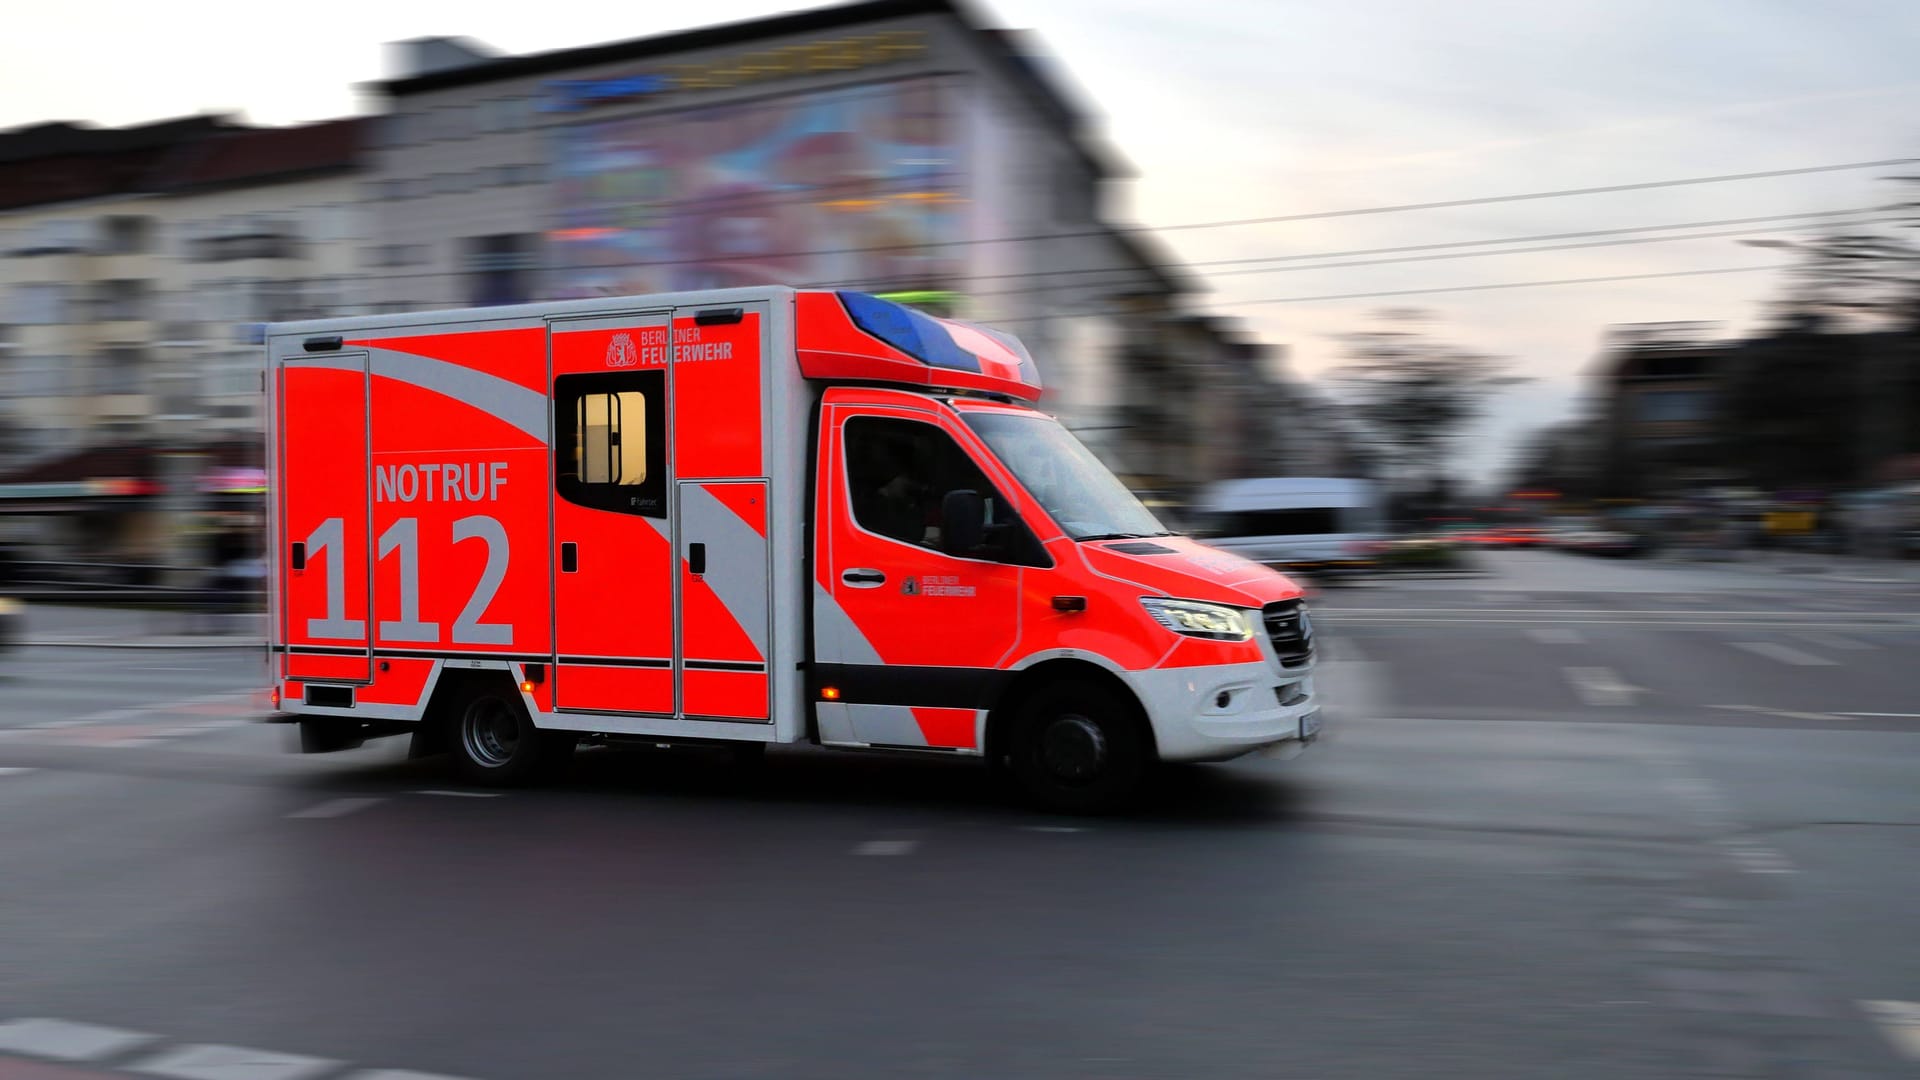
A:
[2,550,1918,1080]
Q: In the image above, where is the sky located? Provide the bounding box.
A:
[5,0,1918,485]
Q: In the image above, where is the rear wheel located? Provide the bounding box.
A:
[1008,679,1151,813]
[448,681,570,786]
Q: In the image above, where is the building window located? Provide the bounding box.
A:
[99,215,153,255]
[9,284,68,325]
[1636,389,1711,424]
[98,347,146,396]
[465,234,537,306]
[554,370,668,517]
[95,280,151,321]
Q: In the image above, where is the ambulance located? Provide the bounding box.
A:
[266,287,1321,810]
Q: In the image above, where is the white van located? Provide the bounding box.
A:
[1195,478,1384,577]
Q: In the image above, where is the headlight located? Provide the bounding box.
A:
[1140,597,1255,642]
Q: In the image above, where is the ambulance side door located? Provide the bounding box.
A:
[811,393,1047,751]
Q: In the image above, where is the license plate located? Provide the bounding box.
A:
[1300,711,1323,740]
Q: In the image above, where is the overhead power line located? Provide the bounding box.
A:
[1213,264,1786,307]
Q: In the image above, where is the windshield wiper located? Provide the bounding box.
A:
[1075,532,1151,542]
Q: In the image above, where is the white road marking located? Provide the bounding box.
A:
[1527,627,1586,644]
[1730,641,1839,666]
[287,797,383,820]
[1021,825,1087,833]
[854,839,918,856]
[0,1016,156,1060]
[1836,712,1920,719]
[1798,631,1875,651]
[131,1042,339,1080]
[1860,1000,1920,1060]
[1646,753,1797,875]
[1709,704,1845,722]
[350,1071,481,1080]
[0,766,35,777]
[413,790,503,799]
[1562,666,1643,706]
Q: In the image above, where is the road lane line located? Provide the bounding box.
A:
[0,767,35,777]
[351,1072,482,1080]
[287,797,383,820]
[1709,704,1846,722]
[413,790,503,799]
[0,1017,156,1061]
[130,1043,338,1080]
[854,840,918,856]
[1798,631,1876,651]
[1835,712,1920,719]
[1021,825,1087,833]
[1527,627,1586,644]
[1860,1000,1920,1060]
[1563,666,1642,706]
[1730,641,1839,666]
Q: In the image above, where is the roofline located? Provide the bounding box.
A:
[375,0,1125,179]
[382,0,953,94]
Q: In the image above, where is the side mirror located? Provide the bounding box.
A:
[941,489,986,555]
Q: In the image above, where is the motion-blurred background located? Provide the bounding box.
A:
[0,0,1915,593]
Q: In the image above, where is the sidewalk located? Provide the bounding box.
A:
[1656,548,1920,584]
[17,604,265,648]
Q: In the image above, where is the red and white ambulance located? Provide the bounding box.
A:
[267,287,1321,809]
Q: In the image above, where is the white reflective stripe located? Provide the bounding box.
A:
[844,703,929,747]
[813,581,882,665]
[289,348,547,444]
[680,482,768,659]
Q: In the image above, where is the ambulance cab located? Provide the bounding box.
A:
[267,287,1320,810]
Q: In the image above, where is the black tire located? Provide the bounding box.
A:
[447,680,570,786]
[1007,679,1152,814]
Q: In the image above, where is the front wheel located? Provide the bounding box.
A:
[448,681,570,786]
[1008,679,1151,813]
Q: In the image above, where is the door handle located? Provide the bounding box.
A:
[688,542,707,576]
[289,542,306,571]
[841,568,885,588]
[560,542,578,573]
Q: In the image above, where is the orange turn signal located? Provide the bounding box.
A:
[521,681,536,694]
[820,686,841,701]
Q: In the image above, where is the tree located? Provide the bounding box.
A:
[1771,173,1920,333]
[1329,308,1527,521]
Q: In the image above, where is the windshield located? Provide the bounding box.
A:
[962,411,1168,541]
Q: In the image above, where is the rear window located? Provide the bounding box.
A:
[1214,508,1344,537]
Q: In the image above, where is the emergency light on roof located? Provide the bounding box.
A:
[838,291,982,374]
[793,290,1043,402]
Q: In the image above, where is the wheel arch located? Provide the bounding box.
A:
[984,655,1155,767]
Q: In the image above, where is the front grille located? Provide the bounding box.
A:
[1263,599,1314,668]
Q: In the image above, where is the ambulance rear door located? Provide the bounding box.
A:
[277,349,374,685]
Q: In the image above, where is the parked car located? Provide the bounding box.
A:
[1193,477,1385,578]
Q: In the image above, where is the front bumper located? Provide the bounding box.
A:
[1127,659,1321,763]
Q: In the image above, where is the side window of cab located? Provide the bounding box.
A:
[842,415,1047,567]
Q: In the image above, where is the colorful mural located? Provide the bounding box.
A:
[548,76,966,298]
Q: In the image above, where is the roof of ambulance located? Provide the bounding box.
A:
[265,285,801,338]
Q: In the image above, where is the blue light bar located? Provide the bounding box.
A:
[838,291,982,374]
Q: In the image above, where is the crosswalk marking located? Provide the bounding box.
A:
[1860,1000,1920,1060]
[130,1042,338,1080]
[1563,666,1642,706]
[1731,641,1839,666]
[287,798,383,820]
[0,1017,155,1061]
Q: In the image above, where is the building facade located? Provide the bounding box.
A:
[363,0,1182,455]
